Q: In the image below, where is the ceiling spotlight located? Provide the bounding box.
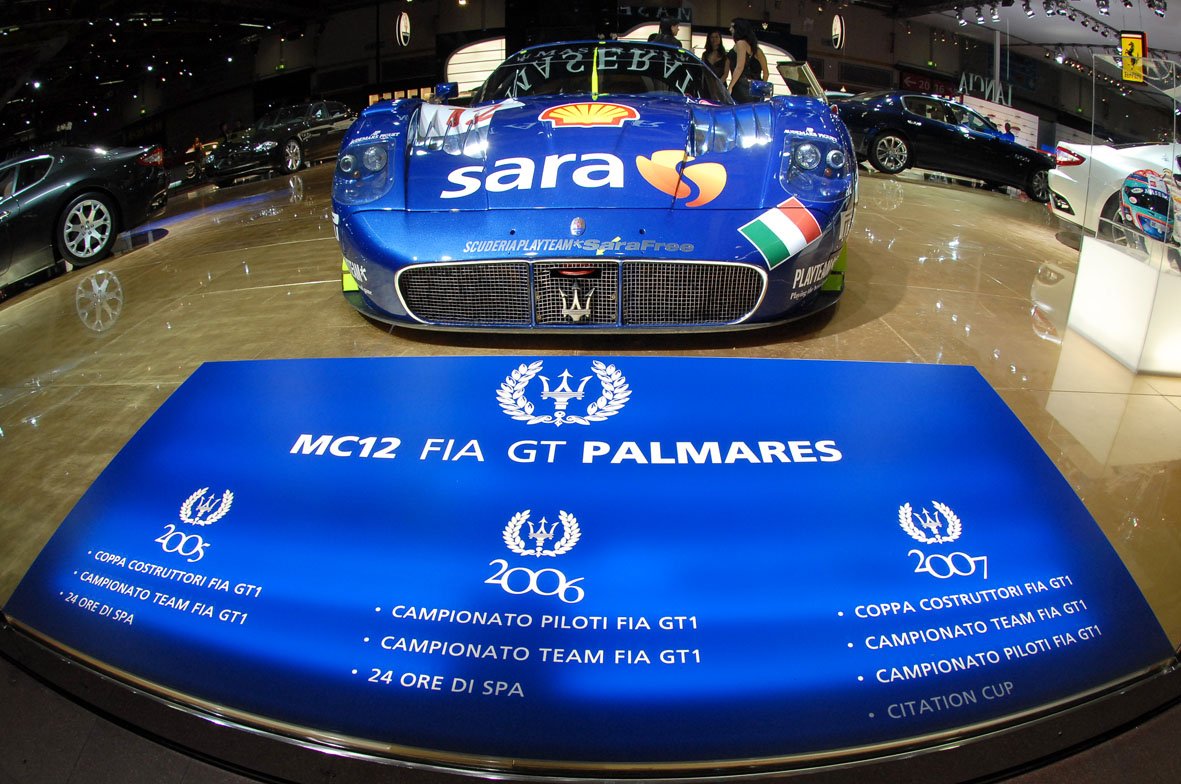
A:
[956,7,968,24]
[990,3,1000,20]
[1023,0,1035,15]
[1043,0,1055,15]
[1121,0,1133,6]
[976,5,986,22]
[1054,46,1065,64]
[1096,0,1110,13]
[1150,0,1166,16]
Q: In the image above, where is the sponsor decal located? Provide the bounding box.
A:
[461,237,695,254]
[569,217,586,236]
[635,149,726,207]
[345,260,368,284]
[440,149,725,205]
[417,99,522,139]
[497,360,629,427]
[441,153,623,199]
[789,255,837,301]
[539,102,640,128]
[739,196,823,268]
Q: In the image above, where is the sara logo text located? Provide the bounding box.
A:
[440,151,727,206]
[899,501,988,580]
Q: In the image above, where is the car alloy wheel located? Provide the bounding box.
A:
[870,133,909,174]
[59,193,117,265]
[1026,169,1050,203]
[283,139,303,173]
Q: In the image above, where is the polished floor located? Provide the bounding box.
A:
[1,164,1179,782]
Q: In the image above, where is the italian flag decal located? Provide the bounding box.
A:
[739,197,823,268]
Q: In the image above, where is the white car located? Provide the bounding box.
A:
[1048,141,1179,238]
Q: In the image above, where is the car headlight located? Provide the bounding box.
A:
[335,141,393,206]
[793,143,822,170]
[253,140,278,153]
[362,145,387,172]
[780,130,853,203]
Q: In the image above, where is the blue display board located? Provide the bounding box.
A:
[4,357,1173,766]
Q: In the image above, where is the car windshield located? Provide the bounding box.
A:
[947,104,998,134]
[474,43,732,104]
[268,106,304,126]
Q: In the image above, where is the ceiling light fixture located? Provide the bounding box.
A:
[1096,0,1110,13]
[1023,0,1035,15]
[976,5,986,22]
[1054,46,1065,64]
[990,3,1000,20]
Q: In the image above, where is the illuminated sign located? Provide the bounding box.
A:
[1121,31,1147,83]
[4,357,1172,767]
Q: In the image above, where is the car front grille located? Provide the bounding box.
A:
[396,260,764,328]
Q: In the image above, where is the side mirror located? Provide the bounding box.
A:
[750,80,774,101]
[434,82,459,103]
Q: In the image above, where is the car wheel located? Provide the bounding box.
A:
[869,133,910,174]
[1098,192,1130,244]
[282,138,303,173]
[1025,169,1050,203]
[57,192,118,266]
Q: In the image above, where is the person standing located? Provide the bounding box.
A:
[648,17,681,46]
[728,19,768,103]
[701,30,730,82]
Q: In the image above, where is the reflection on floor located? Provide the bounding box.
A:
[1,165,1179,782]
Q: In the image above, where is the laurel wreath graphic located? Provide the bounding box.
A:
[496,360,630,426]
[503,509,581,557]
[179,488,234,527]
[899,501,961,545]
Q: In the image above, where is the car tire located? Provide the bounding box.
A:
[57,192,118,267]
[282,138,303,173]
[868,132,910,174]
[1025,169,1050,203]
[1098,192,1130,243]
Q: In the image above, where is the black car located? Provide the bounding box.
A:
[0,146,168,292]
[206,101,356,186]
[836,91,1053,202]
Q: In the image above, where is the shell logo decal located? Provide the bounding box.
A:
[636,150,727,207]
[539,102,640,128]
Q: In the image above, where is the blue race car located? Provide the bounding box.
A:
[333,41,856,331]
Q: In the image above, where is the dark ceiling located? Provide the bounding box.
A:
[2,1,1175,149]
[0,1,370,145]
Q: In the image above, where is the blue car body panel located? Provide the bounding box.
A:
[332,41,856,331]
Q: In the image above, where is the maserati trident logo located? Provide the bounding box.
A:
[503,509,581,557]
[497,360,630,426]
[179,488,234,527]
[899,501,961,545]
[558,286,594,322]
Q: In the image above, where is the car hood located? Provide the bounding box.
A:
[404,96,725,211]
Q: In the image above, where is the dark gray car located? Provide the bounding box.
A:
[206,101,356,186]
[0,146,168,294]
